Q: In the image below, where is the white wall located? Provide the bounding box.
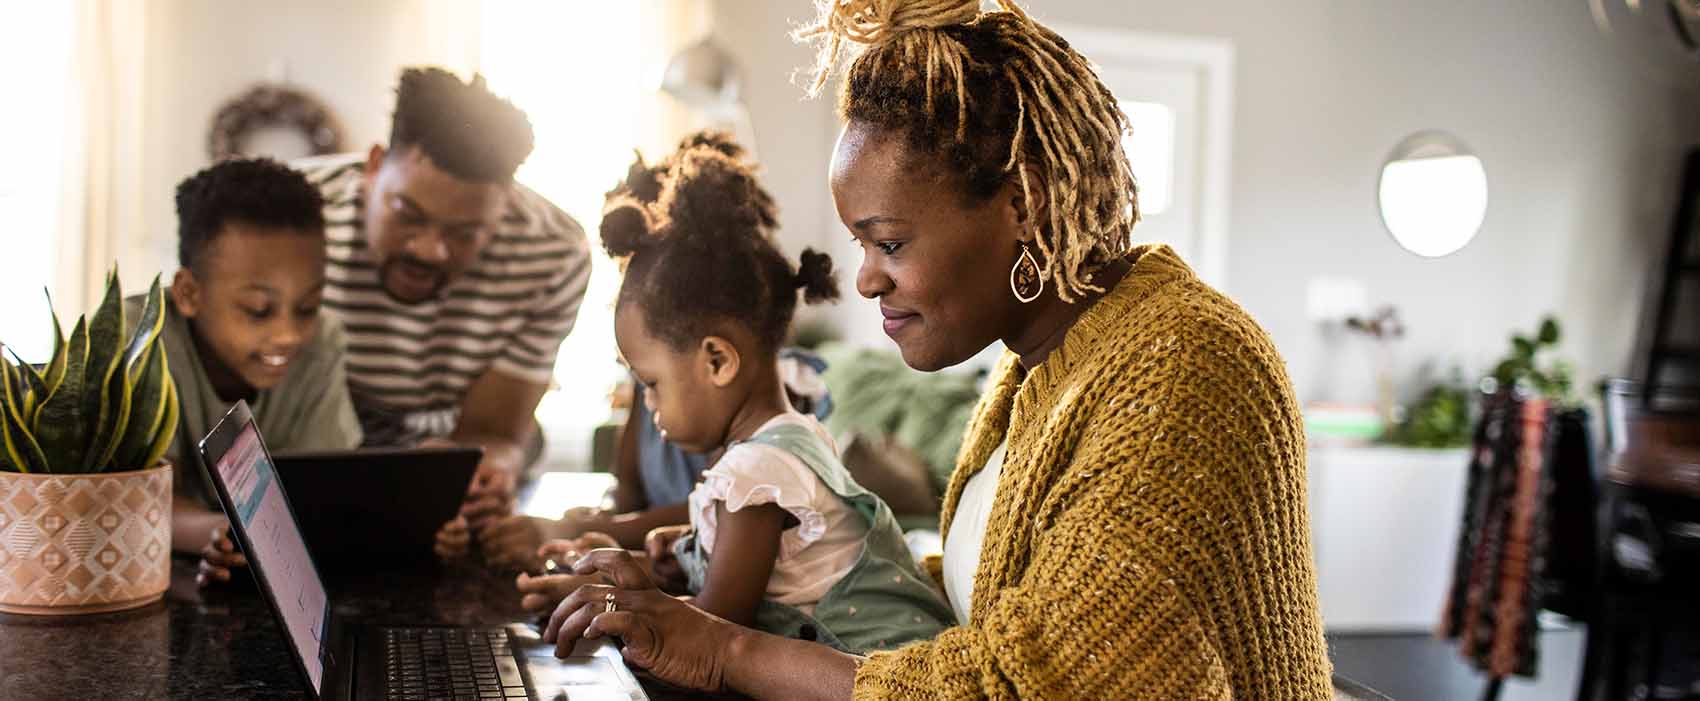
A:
[133,0,842,335]
[137,0,479,279]
[133,0,1700,403]
[720,0,1700,402]
[1080,0,1700,404]
[707,1,843,338]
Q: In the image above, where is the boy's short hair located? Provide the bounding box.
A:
[389,67,534,184]
[175,158,326,271]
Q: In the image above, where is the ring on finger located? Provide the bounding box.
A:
[604,592,617,614]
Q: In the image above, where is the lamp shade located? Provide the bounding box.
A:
[659,37,740,109]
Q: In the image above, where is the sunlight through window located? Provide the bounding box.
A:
[480,3,648,455]
[1121,100,1175,216]
[0,5,72,363]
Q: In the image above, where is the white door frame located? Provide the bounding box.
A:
[1050,24,1236,288]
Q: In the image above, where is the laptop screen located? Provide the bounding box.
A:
[212,421,330,692]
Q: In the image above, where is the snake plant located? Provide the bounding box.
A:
[0,267,179,474]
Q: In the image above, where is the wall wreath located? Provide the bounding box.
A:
[207,84,345,161]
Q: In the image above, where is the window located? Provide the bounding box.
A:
[1121,100,1175,217]
[1058,24,1234,285]
[0,5,74,363]
[480,3,682,466]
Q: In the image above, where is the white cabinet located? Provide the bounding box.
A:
[1307,445,1471,632]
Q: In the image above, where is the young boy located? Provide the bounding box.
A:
[143,158,362,583]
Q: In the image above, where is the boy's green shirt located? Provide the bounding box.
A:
[126,294,363,505]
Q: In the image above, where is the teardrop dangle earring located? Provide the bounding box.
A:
[1010,242,1043,303]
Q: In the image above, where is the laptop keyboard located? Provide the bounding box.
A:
[383,627,529,700]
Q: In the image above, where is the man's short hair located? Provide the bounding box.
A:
[175,158,325,270]
[389,67,535,183]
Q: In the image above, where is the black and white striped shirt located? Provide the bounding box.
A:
[297,154,591,446]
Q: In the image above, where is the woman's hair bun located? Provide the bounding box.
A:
[796,0,984,95]
[824,0,979,45]
[599,195,656,258]
[794,248,840,304]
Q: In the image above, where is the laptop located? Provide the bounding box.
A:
[200,401,649,701]
[272,446,481,568]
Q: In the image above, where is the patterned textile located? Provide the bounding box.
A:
[1540,409,1598,620]
[1439,393,1595,679]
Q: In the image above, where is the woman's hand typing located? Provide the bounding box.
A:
[542,549,739,693]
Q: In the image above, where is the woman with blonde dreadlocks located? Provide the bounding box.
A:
[538,1,1333,698]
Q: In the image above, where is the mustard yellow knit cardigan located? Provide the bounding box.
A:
[853,245,1332,700]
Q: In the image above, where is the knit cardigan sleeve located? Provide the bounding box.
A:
[852,514,1236,700]
[851,303,1327,699]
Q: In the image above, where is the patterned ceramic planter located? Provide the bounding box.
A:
[0,463,173,615]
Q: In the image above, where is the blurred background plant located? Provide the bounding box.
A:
[1486,315,1576,406]
[1383,367,1472,449]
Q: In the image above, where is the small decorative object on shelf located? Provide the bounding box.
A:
[1302,403,1385,446]
[0,268,180,615]
[1345,305,1406,430]
[207,83,344,161]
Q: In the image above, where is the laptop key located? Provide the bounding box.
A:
[504,688,528,699]
[495,656,523,687]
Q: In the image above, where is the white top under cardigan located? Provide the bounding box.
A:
[940,441,1006,626]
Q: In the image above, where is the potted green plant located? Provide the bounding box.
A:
[1384,368,1473,449]
[1487,316,1575,405]
[0,269,179,615]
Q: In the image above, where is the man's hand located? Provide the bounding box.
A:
[451,369,548,528]
[435,516,472,562]
[460,462,517,529]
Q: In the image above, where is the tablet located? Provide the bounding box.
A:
[271,446,482,569]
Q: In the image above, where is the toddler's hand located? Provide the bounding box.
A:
[196,526,247,588]
[643,525,692,592]
[477,515,559,572]
[537,532,621,565]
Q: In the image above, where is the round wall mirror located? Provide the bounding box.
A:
[1377,131,1488,258]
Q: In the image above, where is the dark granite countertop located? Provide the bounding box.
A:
[0,556,727,700]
